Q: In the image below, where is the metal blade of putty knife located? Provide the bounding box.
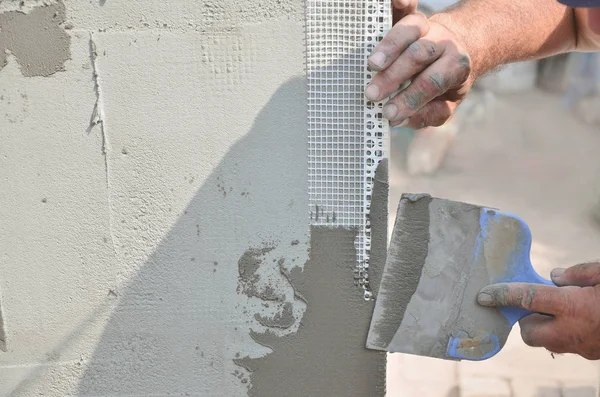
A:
[366,193,553,361]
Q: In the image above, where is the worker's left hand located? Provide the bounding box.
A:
[477,262,600,360]
[365,11,473,129]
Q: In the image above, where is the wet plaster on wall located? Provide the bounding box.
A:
[369,159,389,298]
[0,1,60,14]
[0,296,6,352]
[0,0,71,77]
[235,226,386,397]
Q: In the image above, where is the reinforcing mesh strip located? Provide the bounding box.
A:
[306,0,391,300]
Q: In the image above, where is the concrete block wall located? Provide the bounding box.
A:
[0,1,386,395]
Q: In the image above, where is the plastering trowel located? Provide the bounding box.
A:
[366,194,555,361]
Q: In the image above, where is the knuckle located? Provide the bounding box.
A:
[408,41,438,65]
[403,88,427,110]
[578,261,600,275]
[377,71,397,91]
[449,54,472,83]
[426,73,447,95]
[384,31,419,57]
[520,286,538,310]
[407,12,428,29]
[560,291,576,316]
[490,284,513,306]
[456,53,472,71]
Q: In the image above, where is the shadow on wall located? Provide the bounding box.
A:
[65,77,306,395]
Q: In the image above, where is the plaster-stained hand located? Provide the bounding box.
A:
[477,262,600,360]
[365,13,472,129]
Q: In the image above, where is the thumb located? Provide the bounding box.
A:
[393,0,413,8]
[393,0,418,24]
[477,282,568,315]
[551,261,600,287]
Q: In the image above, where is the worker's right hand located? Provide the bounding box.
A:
[365,12,473,129]
[476,262,600,360]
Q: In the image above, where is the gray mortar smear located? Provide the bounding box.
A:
[367,193,432,349]
[254,302,295,329]
[237,246,283,301]
[236,226,386,397]
[368,159,389,299]
[0,297,6,352]
[0,0,71,77]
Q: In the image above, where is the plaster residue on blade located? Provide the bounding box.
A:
[441,210,515,360]
[366,193,432,350]
[386,198,482,357]
[385,198,513,360]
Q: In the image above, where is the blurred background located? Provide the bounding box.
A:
[386,2,600,396]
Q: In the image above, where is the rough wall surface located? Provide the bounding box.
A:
[0,0,385,395]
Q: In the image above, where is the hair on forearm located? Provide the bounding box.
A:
[431,0,577,80]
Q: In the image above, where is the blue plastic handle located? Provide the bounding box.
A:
[446,208,556,361]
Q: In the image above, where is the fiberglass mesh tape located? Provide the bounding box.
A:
[306,0,390,299]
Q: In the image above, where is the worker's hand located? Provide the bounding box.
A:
[477,262,600,360]
[365,14,473,129]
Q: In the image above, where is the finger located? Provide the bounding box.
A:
[367,12,429,72]
[398,99,456,129]
[519,313,561,347]
[588,8,600,35]
[382,52,471,124]
[477,282,569,316]
[367,37,442,101]
[551,262,600,287]
[392,0,418,24]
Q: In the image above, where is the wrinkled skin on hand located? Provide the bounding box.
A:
[365,0,473,129]
[478,262,600,360]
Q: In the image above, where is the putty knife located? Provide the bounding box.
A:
[366,194,554,361]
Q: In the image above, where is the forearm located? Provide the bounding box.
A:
[431,0,577,80]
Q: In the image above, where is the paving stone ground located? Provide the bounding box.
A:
[386,89,600,397]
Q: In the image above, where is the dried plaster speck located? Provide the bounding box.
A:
[0,0,71,77]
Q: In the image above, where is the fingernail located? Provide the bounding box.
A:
[477,292,494,306]
[365,84,380,101]
[369,52,387,70]
[383,104,399,120]
[551,268,565,279]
